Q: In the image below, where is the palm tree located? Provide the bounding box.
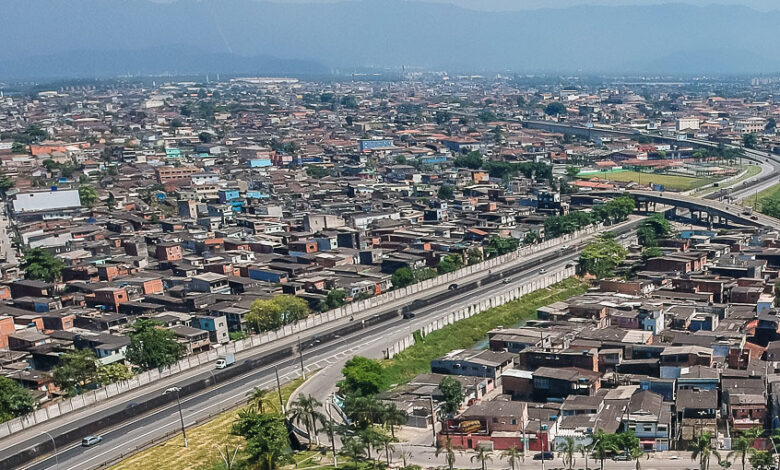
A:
[436,438,457,470]
[288,394,325,447]
[501,446,522,470]
[592,430,618,470]
[341,435,366,470]
[246,387,269,413]
[691,432,720,470]
[470,447,493,470]
[560,436,581,470]
[382,403,407,439]
[728,435,754,470]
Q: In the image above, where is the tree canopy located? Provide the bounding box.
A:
[78,185,99,207]
[454,151,483,170]
[579,233,628,279]
[126,319,183,370]
[246,295,311,332]
[439,376,463,414]
[0,376,35,423]
[21,248,65,283]
[231,411,292,467]
[544,102,567,116]
[438,254,463,274]
[340,356,384,397]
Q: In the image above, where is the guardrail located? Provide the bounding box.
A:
[0,224,608,440]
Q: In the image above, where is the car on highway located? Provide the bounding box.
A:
[538,268,547,274]
[82,436,102,447]
[402,312,416,319]
[533,452,554,460]
[448,283,458,290]
[502,278,511,284]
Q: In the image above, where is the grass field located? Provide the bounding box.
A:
[694,165,762,196]
[745,182,780,208]
[108,376,305,470]
[579,170,718,191]
[378,277,588,389]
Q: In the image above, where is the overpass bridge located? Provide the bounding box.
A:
[592,190,780,229]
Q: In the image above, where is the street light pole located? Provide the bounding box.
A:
[326,396,339,468]
[298,335,306,380]
[274,365,285,414]
[163,387,188,448]
[42,431,59,470]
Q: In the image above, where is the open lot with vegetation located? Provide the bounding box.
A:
[579,170,718,191]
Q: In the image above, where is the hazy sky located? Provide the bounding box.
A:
[257,0,780,11]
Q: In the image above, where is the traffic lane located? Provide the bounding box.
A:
[21,222,616,470]
[28,250,587,470]
[5,225,585,459]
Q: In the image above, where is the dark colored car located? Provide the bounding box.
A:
[448,283,458,290]
[402,312,416,319]
[533,452,554,460]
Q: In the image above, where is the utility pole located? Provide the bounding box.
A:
[42,431,59,470]
[163,387,188,448]
[429,395,437,447]
[274,366,285,414]
[326,397,339,468]
[298,335,306,380]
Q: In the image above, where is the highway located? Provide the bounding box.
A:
[20,227,623,470]
[8,125,780,469]
[6,220,640,470]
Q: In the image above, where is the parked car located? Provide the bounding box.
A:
[82,436,102,447]
[612,454,630,461]
[533,452,554,460]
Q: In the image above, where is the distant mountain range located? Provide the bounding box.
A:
[1,0,779,79]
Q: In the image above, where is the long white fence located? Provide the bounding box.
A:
[0,225,603,439]
[383,266,577,359]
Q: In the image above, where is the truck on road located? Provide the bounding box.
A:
[215,353,236,369]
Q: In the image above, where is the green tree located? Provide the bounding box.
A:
[641,246,664,262]
[288,394,325,447]
[592,429,619,470]
[470,447,493,470]
[52,349,99,395]
[454,151,483,169]
[321,289,347,311]
[437,437,457,470]
[231,411,291,469]
[0,173,14,197]
[392,267,415,289]
[21,248,65,283]
[466,247,484,265]
[341,95,359,109]
[485,236,519,258]
[579,233,628,279]
[198,132,213,143]
[690,432,720,470]
[566,166,580,178]
[0,376,35,422]
[340,356,384,397]
[382,402,407,439]
[438,254,463,274]
[501,446,522,470]
[126,319,183,370]
[246,295,310,332]
[344,394,384,430]
[11,142,26,154]
[560,436,582,469]
[306,165,330,179]
[749,451,774,470]
[638,213,673,245]
[766,118,776,131]
[728,435,754,470]
[435,111,452,125]
[743,133,758,149]
[341,435,366,469]
[414,268,438,282]
[96,363,133,386]
[438,184,454,200]
[246,387,270,413]
[78,184,99,207]
[545,102,567,116]
[439,376,463,414]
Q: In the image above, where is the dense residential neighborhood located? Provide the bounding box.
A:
[2,75,780,469]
